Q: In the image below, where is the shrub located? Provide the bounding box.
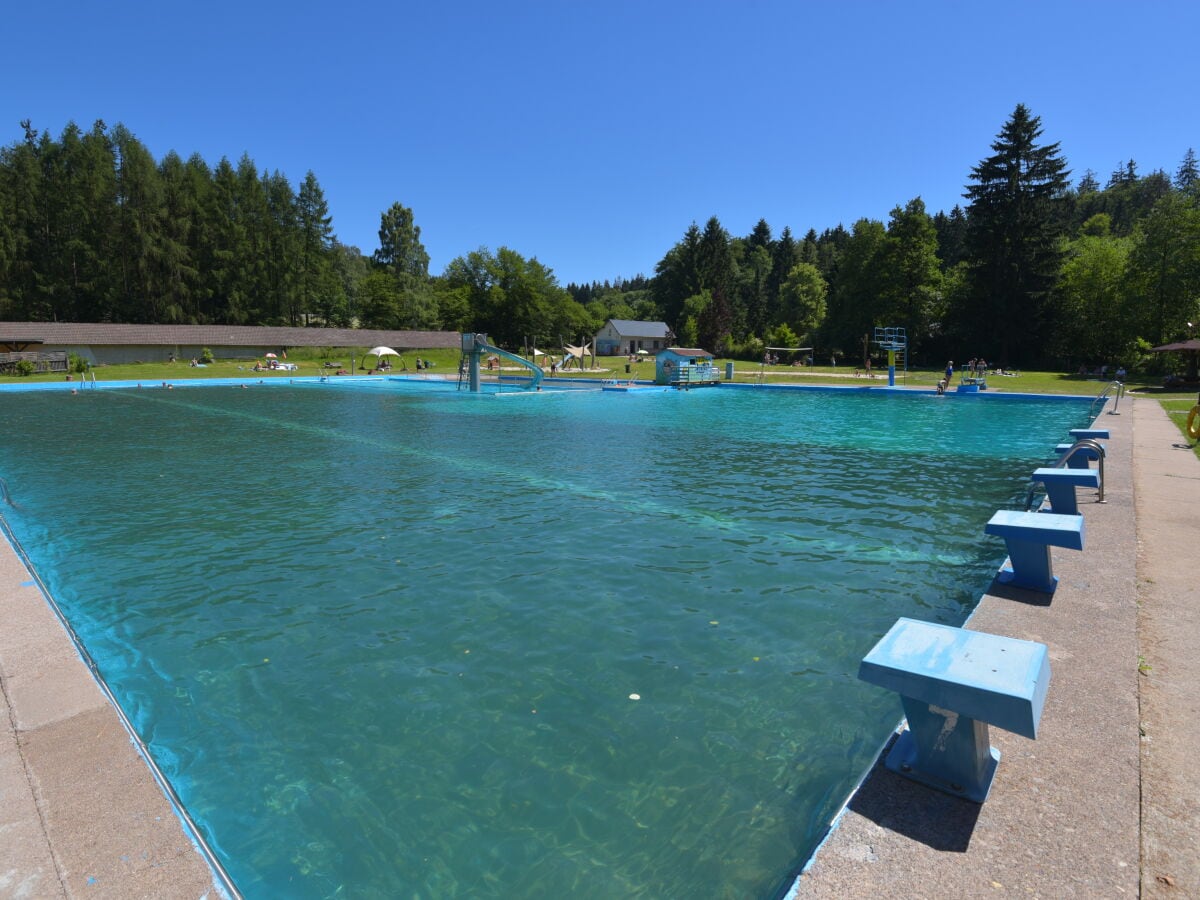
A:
[200,347,215,364]
[68,353,89,374]
[725,335,765,362]
[15,359,35,376]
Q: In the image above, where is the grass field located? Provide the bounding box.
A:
[1159,397,1200,459]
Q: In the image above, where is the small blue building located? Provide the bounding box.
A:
[655,348,719,387]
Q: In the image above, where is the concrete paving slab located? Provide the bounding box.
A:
[1,582,107,731]
[0,708,65,899]
[21,706,218,899]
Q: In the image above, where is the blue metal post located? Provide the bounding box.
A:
[887,697,1000,802]
[462,332,483,392]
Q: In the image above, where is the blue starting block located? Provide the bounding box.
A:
[985,509,1084,593]
[859,618,1050,802]
[1030,467,1101,515]
[1070,428,1110,441]
[1055,442,1105,469]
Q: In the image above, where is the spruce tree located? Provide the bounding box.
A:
[963,104,1070,364]
[651,222,702,329]
[1175,148,1198,193]
[111,125,167,322]
[296,171,334,326]
[157,151,201,322]
[374,201,430,280]
[745,218,772,253]
[263,170,299,325]
[765,226,796,326]
[933,205,968,268]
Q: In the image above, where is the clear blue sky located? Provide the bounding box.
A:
[4,0,1197,287]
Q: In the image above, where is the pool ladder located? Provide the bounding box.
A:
[1024,439,1106,511]
[1088,380,1124,418]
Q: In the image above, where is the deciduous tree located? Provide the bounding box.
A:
[1126,193,1200,345]
[778,262,827,341]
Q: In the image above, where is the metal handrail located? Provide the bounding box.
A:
[1024,438,1107,510]
[1088,380,1123,419]
[1107,380,1125,414]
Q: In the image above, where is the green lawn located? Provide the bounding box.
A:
[0,346,466,385]
[1159,397,1200,459]
[6,348,1199,459]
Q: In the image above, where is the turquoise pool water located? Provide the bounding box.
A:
[0,383,1091,897]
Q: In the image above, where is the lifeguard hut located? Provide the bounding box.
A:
[873,326,907,386]
[655,348,720,387]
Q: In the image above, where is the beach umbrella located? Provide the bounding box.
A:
[366,346,401,358]
[264,352,278,359]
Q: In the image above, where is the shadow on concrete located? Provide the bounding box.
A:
[983,579,1055,607]
[841,737,983,854]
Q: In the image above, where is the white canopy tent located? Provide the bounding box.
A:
[364,346,402,372]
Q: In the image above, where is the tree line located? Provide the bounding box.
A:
[635,105,1199,368]
[2,107,1197,368]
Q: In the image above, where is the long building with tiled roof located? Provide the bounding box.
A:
[0,322,461,364]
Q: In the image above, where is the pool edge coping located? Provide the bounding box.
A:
[0,516,239,898]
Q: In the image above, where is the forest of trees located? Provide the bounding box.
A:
[2,106,1198,368]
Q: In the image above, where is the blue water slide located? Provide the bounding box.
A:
[477,340,544,390]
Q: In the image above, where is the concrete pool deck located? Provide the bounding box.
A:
[0,394,1194,897]
[793,395,1199,898]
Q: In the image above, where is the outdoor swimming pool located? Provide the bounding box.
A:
[0,382,1093,897]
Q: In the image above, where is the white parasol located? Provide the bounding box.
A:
[367,346,401,358]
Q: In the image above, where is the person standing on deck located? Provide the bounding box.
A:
[945,360,954,385]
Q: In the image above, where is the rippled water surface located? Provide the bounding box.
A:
[0,382,1091,897]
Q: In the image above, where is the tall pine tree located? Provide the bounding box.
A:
[963,104,1070,364]
[296,171,334,326]
[1174,148,1198,193]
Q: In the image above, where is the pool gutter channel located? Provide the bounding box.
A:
[0,512,241,899]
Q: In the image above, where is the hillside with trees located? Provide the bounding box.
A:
[1,106,1197,368]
